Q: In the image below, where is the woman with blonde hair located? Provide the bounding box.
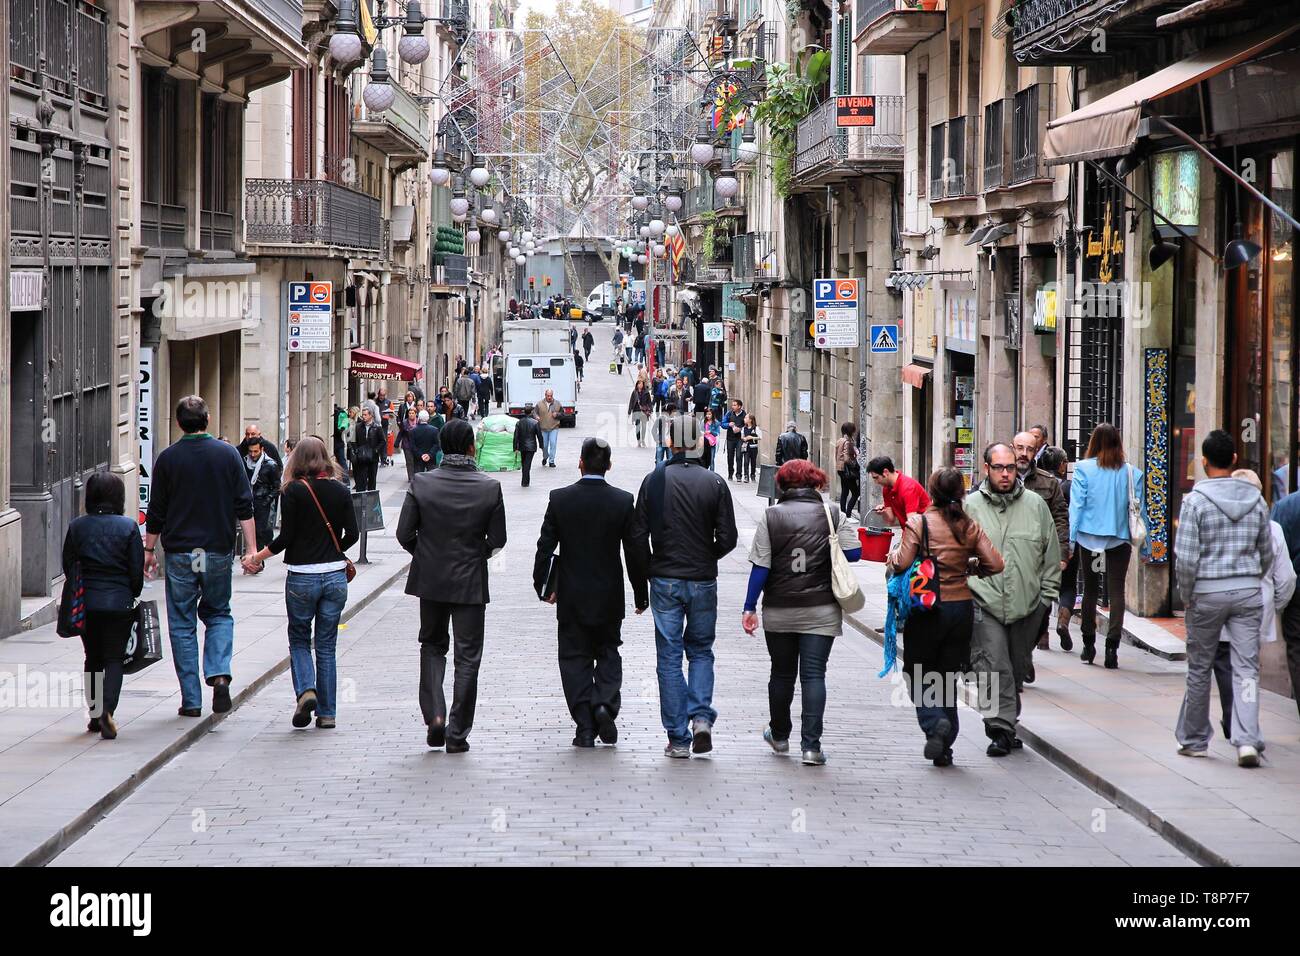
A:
[247,436,358,729]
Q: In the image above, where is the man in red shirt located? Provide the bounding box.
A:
[866,456,931,525]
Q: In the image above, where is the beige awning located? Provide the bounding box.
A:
[1044,23,1300,165]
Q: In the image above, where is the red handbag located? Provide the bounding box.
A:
[300,479,356,583]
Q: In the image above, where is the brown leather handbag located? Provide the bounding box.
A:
[300,478,356,583]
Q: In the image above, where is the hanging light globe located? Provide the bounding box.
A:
[631,193,649,211]
[362,45,396,113]
[653,242,666,257]
[469,156,490,189]
[690,140,715,166]
[499,229,511,243]
[649,219,665,238]
[638,254,648,264]
[430,166,450,187]
[329,30,364,67]
[665,223,680,238]
[736,131,759,165]
[452,210,467,223]
[638,225,650,238]
[466,227,481,244]
[516,254,527,265]
[714,172,740,199]
[480,206,497,224]
[499,232,509,244]
[526,240,536,251]
[398,32,430,65]
[509,246,520,257]
[664,193,683,213]
[521,230,534,243]
[449,194,470,217]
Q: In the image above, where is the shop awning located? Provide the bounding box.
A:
[1044,23,1300,165]
[902,364,932,388]
[349,347,422,380]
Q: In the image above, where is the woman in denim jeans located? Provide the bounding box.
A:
[247,437,358,728]
[741,460,861,765]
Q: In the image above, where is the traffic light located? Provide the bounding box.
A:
[544,275,552,287]
[620,276,628,290]
[528,277,535,290]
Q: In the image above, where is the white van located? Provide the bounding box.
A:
[585,279,646,318]
[504,354,577,426]
[502,319,572,356]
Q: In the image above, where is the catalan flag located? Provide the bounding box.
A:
[667,231,686,283]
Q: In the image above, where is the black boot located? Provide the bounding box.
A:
[1104,639,1119,669]
[1056,606,1074,651]
[1080,638,1096,665]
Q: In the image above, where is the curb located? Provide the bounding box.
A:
[15,557,411,868]
[841,611,1227,868]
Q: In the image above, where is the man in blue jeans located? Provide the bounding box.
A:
[144,396,257,717]
[635,414,738,757]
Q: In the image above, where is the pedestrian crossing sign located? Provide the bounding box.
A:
[870,324,899,353]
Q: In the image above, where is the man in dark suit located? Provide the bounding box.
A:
[534,438,650,747]
[514,403,542,487]
[396,419,507,753]
[408,410,440,473]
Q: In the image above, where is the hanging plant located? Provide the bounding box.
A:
[700,210,720,262]
[750,51,831,198]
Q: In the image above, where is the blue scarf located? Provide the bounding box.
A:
[881,567,917,678]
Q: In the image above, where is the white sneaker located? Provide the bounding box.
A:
[1237,745,1261,768]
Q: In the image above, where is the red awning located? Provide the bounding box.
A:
[349,347,423,380]
[902,363,932,388]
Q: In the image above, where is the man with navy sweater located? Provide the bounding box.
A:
[144,395,256,717]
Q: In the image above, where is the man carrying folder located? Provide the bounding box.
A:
[533,438,650,747]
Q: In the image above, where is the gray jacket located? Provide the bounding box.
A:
[1174,477,1274,599]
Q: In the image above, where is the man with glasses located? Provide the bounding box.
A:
[964,442,1061,757]
[1013,430,1071,676]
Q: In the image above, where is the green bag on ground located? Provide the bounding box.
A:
[477,415,520,472]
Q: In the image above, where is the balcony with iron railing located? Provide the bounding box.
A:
[983,99,1005,191]
[1009,0,1172,64]
[244,178,383,253]
[1011,83,1050,184]
[792,94,904,188]
[928,115,977,203]
[854,0,946,56]
[352,77,432,169]
[732,231,779,282]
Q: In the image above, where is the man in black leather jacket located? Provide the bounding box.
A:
[775,422,809,465]
[634,414,738,758]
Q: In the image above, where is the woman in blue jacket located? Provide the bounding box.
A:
[62,471,144,739]
[1068,423,1142,668]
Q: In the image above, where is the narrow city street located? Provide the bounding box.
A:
[51,339,1189,867]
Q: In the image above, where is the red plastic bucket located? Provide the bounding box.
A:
[858,527,893,562]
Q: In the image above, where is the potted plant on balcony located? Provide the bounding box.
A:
[751,48,831,198]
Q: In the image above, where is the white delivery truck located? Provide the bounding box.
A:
[501,319,572,355]
[584,278,645,319]
[504,353,578,426]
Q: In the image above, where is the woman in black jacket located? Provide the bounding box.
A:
[349,408,385,492]
[628,381,653,447]
[247,437,359,729]
[62,471,144,740]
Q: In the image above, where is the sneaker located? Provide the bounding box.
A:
[292,689,318,729]
[690,719,713,754]
[801,749,827,766]
[664,741,691,759]
[1237,745,1261,768]
[763,726,789,754]
[212,677,232,714]
[1177,745,1208,758]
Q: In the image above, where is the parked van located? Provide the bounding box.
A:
[585,278,645,318]
[502,319,572,356]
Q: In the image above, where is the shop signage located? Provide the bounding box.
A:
[1152,150,1199,232]
[836,95,876,128]
[287,281,333,352]
[703,322,724,342]
[137,350,155,523]
[1085,192,1125,284]
[813,278,860,349]
[10,270,43,311]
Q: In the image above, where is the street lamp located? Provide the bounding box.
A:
[516,254,527,265]
[362,44,396,113]
[449,178,470,218]
[665,223,680,238]
[664,190,683,213]
[499,228,511,243]
[430,149,450,187]
[631,186,649,211]
[328,0,364,66]
[466,221,481,245]
[715,167,740,200]
[648,218,665,238]
[468,155,490,189]
[521,230,534,243]
[481,205,498,224]
[737,127,759,165]
[653,242,666,257]
[397,0,431,64]
[690,118,716,166]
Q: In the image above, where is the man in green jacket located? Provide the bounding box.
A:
[965,442,1062,757]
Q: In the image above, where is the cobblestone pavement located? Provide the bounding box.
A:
[52,338,1192,867]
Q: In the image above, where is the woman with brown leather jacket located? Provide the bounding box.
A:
[887,467,1003,767]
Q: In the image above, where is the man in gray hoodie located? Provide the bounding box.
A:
[1173,429,1274,767]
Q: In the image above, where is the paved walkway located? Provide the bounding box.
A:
[46,342,1187,866]
[0,458,414,866]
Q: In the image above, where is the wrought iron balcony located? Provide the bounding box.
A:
[1010,0,1169,65]
[732,231,778,282]
[928,116,976,201]
[1011,83,1050,183]
[792,95,904,189]
[854,0,946,55]
[352,79,431,169]
[244,178,382,253]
